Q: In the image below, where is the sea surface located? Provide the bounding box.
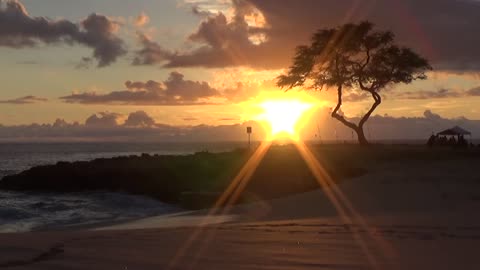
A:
[0,142,245,233]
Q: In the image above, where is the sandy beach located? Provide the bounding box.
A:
[2,154,480,270]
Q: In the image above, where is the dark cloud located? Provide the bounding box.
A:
[52,118,71,128]
[133,1,283,69]
[161,71,220,101]
[423,110,442,121]
[136,0,480,71]
[84,111,157,129]
[75,57,94,69]
[396,89,461,100]
[0,95,47,104]
[85,112,121,127]
[124,111,155,127]
[249,0,480,71]
[60,71,220,105]
[132,32,172,66]
[467,86,480,96]
[0,0,126,67]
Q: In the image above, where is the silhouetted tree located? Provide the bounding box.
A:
[277,21,431,145]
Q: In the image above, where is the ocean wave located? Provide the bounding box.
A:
[0,170,19,179]
[0,191,180,233]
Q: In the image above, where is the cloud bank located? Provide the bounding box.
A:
[0,110,266,142]
[389,86,480,100]
[0,109,478,142]
[60,72,220,105]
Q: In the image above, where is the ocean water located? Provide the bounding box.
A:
[0,142,245,233]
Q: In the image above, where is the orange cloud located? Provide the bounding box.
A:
[134,12,150,27]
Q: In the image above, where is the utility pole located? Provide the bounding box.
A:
[246,126,252,149]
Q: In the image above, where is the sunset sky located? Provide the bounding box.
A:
[1,0,479,141]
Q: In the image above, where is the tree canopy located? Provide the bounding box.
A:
[277,21,432,144]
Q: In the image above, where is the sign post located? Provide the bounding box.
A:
[246,126,252,149]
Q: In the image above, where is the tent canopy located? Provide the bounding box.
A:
[437,126,471,136]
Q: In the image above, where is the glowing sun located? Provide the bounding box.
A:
[259,100,313,139]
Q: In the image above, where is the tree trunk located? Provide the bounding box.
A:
[355,127,369,145]
[330,85,381,145]
[331,85,372,145]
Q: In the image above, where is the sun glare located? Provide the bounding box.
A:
[259,100,313,139]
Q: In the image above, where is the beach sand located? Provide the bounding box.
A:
[2,156,480,269]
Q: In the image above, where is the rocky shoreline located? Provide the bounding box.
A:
[0,145,367,209]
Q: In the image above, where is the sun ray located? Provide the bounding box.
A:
[293,140,399,266]
[292,141,381,269]
[167,141,272,270]
[185,141,272,269]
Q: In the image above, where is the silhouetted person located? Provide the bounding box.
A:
[438,136,447,146]
[427,134,436,148]
[448,136,456,146]
[458,135,467,148]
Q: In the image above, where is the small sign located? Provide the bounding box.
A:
[247,127,252,134]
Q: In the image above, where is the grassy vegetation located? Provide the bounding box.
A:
[0,149,248,203]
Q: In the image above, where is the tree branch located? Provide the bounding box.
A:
[361,46,371,70]
[359,91,381,127]
[331,85,359,131]
[358,78,380,92]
